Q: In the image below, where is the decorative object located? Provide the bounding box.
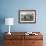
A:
[19,10,36,23]
[5,18,14,35]
[25,32,38,35]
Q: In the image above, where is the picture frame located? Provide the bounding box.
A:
[18,10,36,23]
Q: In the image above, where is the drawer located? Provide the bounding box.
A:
[32,40,43,46]
[4,40,24,46]
[4,40,16,45]
[24,40,43,46]
[25,35,43,40]
[4,40,16,46]
[4,35,24,40]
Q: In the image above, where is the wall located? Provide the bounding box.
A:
[0,0,46,32]
[0,0,46,46]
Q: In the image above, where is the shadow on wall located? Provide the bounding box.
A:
[0,16,5,46]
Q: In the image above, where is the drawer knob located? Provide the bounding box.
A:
[32,42,35,44]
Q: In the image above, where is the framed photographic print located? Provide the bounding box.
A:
[18,10,36,23]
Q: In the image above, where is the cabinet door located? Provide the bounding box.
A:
[4,40,24,46]
[24,40,43,46]
[4,40,16,46]
[15,40,24,46]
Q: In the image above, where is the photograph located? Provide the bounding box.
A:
[19,10,36,23]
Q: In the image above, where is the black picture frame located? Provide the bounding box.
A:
[18,10,36,23]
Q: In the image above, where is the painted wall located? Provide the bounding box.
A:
[0,0,46,32]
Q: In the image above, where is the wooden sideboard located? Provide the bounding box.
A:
[4,32,43,46]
